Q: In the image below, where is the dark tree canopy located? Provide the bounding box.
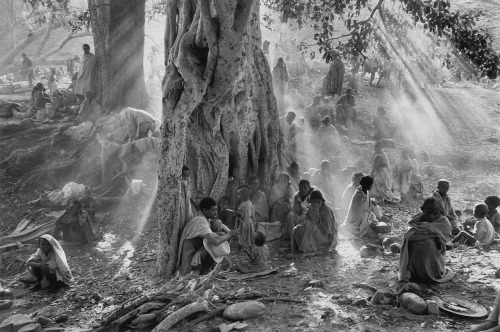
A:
[264,0,499,78]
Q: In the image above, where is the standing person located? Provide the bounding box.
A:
[26,235,74,291]
[74,44,97,102]
[48,68,58,92]
[270,42,284,68]
[20,53,34,88]
[485,196,500,233]
[177,197,239,275]
[235,185,256,251]
[432,179,459,235]
[322,54,345,97]
[272,58,289,115]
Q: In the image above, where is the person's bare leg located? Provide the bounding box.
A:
[470,321,498,331]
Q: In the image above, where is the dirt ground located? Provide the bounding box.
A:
[1,72,500,332]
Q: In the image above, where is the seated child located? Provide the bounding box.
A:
[452,203,495,247]
[236,231,270,273]
[235,185,256,251]
[470,291,500,331]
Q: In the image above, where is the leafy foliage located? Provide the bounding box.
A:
[263,0,499,78]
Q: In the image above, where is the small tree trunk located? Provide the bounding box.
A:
[35,17,54,57]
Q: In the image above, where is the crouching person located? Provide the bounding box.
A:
[177,197,239,275]
[26,235,74,292]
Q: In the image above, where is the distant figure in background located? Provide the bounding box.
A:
[373,107,397,140]
[20,53,34,88]
[285,89,305,112]
[317,116,340,157]
[236,185,256,251]
[370,155,400,203]
[191,189,204,214]
[26,235,74,292]
[268,172,295,224]
[146,74,162,118]
[322,54,345,97]
[432,179,459,234]
[67,55,79,78]
[292,190,338,254]
[77,91,102,125]
[281,111,297,151]
[249,176,268,224]
[340,172,364,218]
[52,200,94,245]
[31,83,51,110]
[311,160,338,205]
[392,149,416,199]
[284,179,315,241]
[74,44,97,102]
[262,40,270,65]
[48,68,58,92]
[336,88,357,129]
[370,141,391,170]
[288,161,301,191]
[272,57,289,115]
[485,196,500,233]
[148,46,162,80]
[270,42,284,68]
[80,186,97,219]
[304,96,323,132]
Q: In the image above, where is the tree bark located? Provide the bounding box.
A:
[35,16,54,57]
[89,0,148,112]
[157,0,282,276]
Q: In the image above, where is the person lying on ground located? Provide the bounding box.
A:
[399,197,455,283]
[451,203,495,247]
[52,200,95,246]
[26,235,74,292]
[470,291,500,332]
[284,179,316,241]
[235,231,270,274]
[485,196,500,233]
[80,186,97,219]
[341,175,388,241]
[177,197,239,275]
[291,189,338,254]
[432,179,460,235]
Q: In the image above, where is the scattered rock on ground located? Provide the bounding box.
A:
[223,301,267,320]
[18,323,41,332]
[400,293,427,315]
[0,314,33,332]
[360,244,381,258]
[370,289,394,305]
[390,243,401,254]
[0,300,13,311]
[426,300,440,316]
[36,316,53,327]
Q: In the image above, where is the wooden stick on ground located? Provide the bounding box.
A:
[152,299,210,332]
[179,305,227,331]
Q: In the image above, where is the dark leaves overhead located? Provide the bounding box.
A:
[263,0,499,78]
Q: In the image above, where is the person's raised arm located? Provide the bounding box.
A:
[202,229,238,246]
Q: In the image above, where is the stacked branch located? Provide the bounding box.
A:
[99,265,222,331]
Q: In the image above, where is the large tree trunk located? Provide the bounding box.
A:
[157,0,283,276]
[89,0,148,112]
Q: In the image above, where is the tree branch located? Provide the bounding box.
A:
[0,27,46,66]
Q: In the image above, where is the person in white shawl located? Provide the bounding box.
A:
[26,235,74,291]
[74,44,97,100]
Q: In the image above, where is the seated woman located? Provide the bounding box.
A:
[268,172,295,224]
[249,176,268,224]
[288,162,301,192]
[341,176,386,241]
[392,148,417,199]
[291,190,338,254]
[340,172,364,217]
[284,179,315,241]
[26,235,74,291]
[399,197,455,283]
[370,154,400,203]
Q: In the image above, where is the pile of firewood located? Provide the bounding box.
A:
[99,265,224,332]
